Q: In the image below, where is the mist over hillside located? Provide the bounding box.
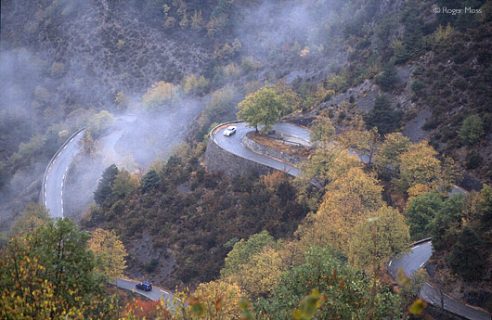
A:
[1,1,491,318]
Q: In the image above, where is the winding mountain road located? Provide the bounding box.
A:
[39,120,490,317]
[211,122,311,177]
[40,126,172,303]
[211,122,491,320]
[41,130,85,218]
[390,240,490,320]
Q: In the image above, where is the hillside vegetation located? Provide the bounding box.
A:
[1,0,491,319]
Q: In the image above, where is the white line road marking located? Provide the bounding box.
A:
[388,260,392,267]
[419,262,425,268]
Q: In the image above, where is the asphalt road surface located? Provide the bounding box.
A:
[390,241,491,320]
[42,130,85,218]
[212,122,312,177]
[41,123,173,304]
[116,278,173,303]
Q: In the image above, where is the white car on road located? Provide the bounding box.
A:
[223,126,237,137]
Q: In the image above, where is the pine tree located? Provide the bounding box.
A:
[365,95,402,134]
[141,169,161,193]
[376,63,398,91]
[448,227,485,281]
[94,164,119,207]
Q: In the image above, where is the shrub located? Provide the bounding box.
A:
[142,81,177,108]
[459,115,484,145]
[182,74,209,95]
[375,63,398,91]
[465,150,482,169]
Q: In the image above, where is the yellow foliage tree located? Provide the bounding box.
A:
[373,132,411,178]
[299,167,383,253]
[182,74,209,95]
[399,141,441,192]
[142,81,177,109]
[348,206,410,276]
[226,246,284,297]
[299,145,362,186]
[87,228,127,280]
[188,280,244,319]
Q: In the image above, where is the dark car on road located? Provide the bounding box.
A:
[136,281,152,292]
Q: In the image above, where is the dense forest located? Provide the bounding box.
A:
[1,0,491,319]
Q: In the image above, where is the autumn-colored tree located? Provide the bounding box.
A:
[349,205,410,320]
[88,228,127,280]
[399,141,441,192]
[349,206,410,275]
[187,280,245,319]
[337,128,379,165]
[182,74,209,95]
[142,81,177,109]
[298,167,383,253]
[226,246,284,297]
[112,169,139,199]
[310,116,335,145]
[88,110,114,137]
[299,145,362,187]
[123,298,166,320]
[373,132,411,179]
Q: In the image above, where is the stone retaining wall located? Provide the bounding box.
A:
[205,138,273,177]
[242,134,303,164]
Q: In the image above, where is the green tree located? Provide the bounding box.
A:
[237,86,299,133]
[430,195,464,250]
[0,219,117,319]
[459,115,484,145]
[112,170,138,199]
[448,227,486,281]
[365,95,402,135]
[221,231,274,278]
[11,203,50,236]
[477,184,492,239]
[257,247,401,319]
[141,169,161,193]
[405,192,444,240]
[94,164,119,207]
